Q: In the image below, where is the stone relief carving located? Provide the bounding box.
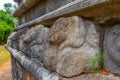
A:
[7,28,29,50]
[7,16,120,80]
[44,16,100,77]
[13,16,100,78]
[19,25,49,63]
[104,25,120,75]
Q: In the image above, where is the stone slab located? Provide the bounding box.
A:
[63,74,120,80]
[104,25,120,75]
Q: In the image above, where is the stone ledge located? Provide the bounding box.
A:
[5,46,61,80]
[14,0,107,18]
[63,74,120,80]
[14,0,120,31]
[13,0,39,17]
[14,0,108,31]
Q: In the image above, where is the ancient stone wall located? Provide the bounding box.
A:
[7,0,120,80]
[6,16,120,80]
[17,0,76,24]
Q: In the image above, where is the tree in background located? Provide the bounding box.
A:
[0,3,18,43]
[4,3,18,27]
[4,3,12,14]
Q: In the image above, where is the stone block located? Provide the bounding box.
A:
[44,16,100,77]
[14,16,101,78]
[104,25,120,75]
[19,25,50,63]
[7,28,29,50]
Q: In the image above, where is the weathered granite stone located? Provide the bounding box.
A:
[7,32,16,48]
[19,25,49,63]
[11,57,27,80]
[9,16,101,79]
[45,0,76,14]
[56,18,100,77]
[7,28,29,50]
[44,16,100,77]
[9,28,29,41]
[11,57,18,79]
[104,25,120,75]
[62,74,120,80]
[43,17,68,71]
[7,47,62,80]
[16,62,23,79]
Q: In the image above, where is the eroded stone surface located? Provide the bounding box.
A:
[104,25,120,75]
[62,74,120,80]
[19,25,49,63]
[44,16,100,77]
[9,16,101,78]
[7,28,29,50]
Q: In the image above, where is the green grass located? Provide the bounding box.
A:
[0,45,11,66]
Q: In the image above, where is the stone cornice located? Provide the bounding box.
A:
[13,0,39,17]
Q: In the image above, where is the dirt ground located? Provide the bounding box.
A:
[0,60,12,80]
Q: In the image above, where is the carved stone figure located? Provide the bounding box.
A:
[44,16,100,77]
[19,25,49,63]
[7,28,29,50]
[104,25,120,75]
[14,16,100,78]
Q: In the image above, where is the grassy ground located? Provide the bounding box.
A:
[0,45,11,67]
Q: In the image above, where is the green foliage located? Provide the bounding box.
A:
[0,10,13,43]
[0,3,18,43]
[0,10,14,27]
[89,52,105,73]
